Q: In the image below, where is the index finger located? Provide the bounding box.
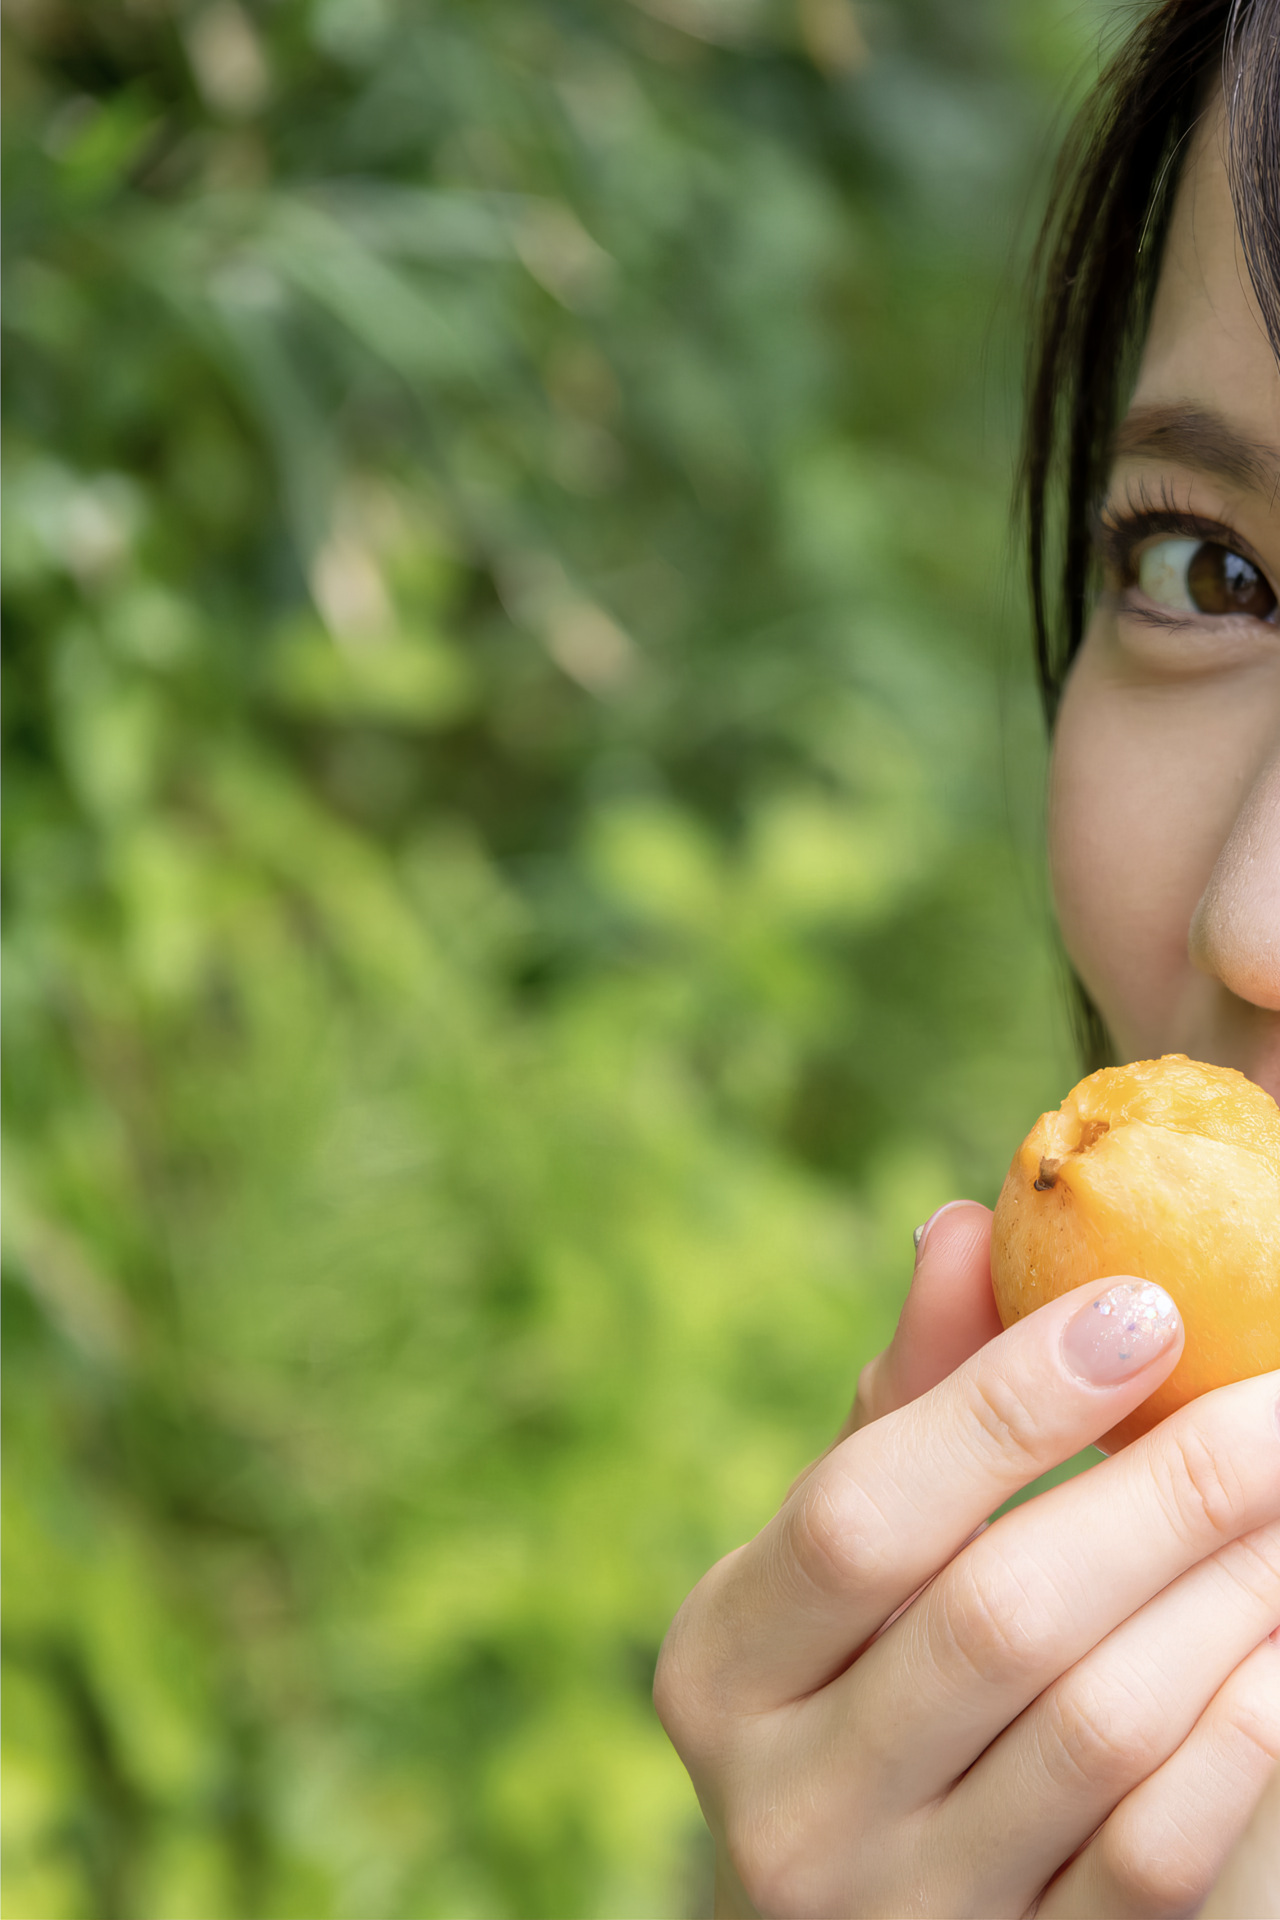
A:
[672,1275,1183,1713]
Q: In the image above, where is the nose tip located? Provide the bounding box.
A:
[1188,752,1280,1011]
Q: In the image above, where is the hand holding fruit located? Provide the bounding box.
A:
[656,1195,1280,1918]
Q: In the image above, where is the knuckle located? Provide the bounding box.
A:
[962,1363,1046,1476]
[725,1815,783,1916]
[1159,1423,1248,1546]
[1219,1525,1280,1612]
[786,1466,896,1603]
[725,1805,816,1920]
[1219,1662,1280,1767]
[651,1569,738,1759]
[940,1547,1047,1685]
[1042,1672,1165,1797]
[1096,1807,1206,1917]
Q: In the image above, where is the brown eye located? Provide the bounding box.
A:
[1136,536,1278,620]
[1186,541,1277,618]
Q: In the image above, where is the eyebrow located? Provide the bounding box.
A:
[1112,402,1280,497]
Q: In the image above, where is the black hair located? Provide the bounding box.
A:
[1021,0,1280,1069]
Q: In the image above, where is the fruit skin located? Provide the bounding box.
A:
[991,1055,1280,1449]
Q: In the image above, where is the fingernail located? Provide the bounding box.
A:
[1062,1281,1181,1386]
[913,1200,967,1260]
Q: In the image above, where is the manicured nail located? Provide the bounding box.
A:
[1062,1281,1180,1386]
[913,1200,967,1260]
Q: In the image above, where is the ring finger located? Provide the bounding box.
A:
[943,1519,1280,1913]
[1037,1630,1280,1919]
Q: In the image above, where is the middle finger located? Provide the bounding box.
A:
[828,1368,1280,1807]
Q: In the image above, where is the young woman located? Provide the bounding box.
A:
[655,3,1280,1914]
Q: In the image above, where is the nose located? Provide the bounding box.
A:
[1188,745,1280,1011]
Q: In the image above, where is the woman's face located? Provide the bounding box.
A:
[1050,97,1280,1102]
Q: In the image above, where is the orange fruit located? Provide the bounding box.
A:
[990,1055,1280,1447]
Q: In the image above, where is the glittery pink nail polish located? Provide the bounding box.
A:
[1061,1281,1181,1386]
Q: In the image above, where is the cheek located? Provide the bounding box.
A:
[1047,644,1225,1054]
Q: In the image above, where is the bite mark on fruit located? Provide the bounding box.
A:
[1035,1120,1111,1189]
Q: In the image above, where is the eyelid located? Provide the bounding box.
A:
[1097,506,1238,576]
[1093,485,1274,590]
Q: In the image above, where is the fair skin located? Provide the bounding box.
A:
[656,99,1280,1920]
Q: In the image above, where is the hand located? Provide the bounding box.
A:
[654,1203,1280,1918]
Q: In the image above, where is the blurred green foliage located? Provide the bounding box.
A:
[4,1,1103,1913]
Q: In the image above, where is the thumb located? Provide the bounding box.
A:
[844,1200,1000,1435]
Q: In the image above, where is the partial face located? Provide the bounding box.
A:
[1049,96,1280,1102]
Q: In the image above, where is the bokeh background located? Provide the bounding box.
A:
[4,1,1110,1914]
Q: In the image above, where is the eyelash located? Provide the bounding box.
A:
[1094,479,1274,628]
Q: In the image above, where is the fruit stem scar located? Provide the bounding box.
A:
[1035,1155,1063,1191]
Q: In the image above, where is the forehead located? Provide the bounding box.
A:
[1132,95,1280,442]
